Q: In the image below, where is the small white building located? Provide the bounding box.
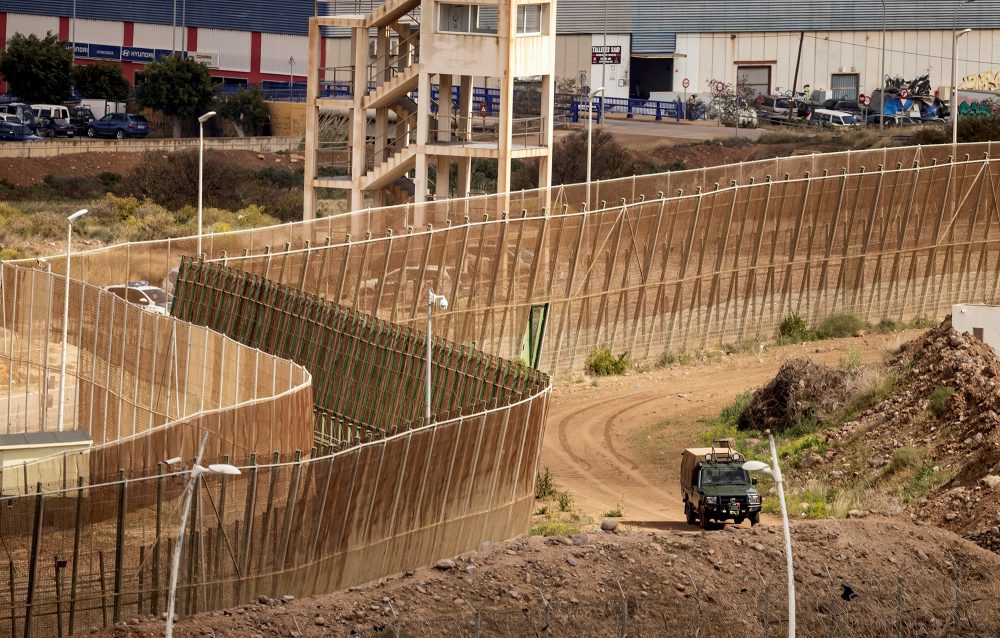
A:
[953,304,1000,356]
[0,430,92,494]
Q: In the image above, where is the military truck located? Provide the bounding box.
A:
[681,440,762,528]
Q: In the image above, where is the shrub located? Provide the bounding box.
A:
[602,503,624,518]
[656,350,693,367]
[815,314,867,339]
[876,318,904,333]
[535,467,555,499]
[839,349,863,371]
[778,313,811,341]
[530,517,582,537]
[758,131,810,145]
[586,346,628,376]
[911,125,949,146]
[928,386,955,417]
[891,447,922,472]
[556,490,573,512]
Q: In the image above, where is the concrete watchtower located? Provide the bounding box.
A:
[302,0,556,219]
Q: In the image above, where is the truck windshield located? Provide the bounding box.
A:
[701,466,750,485]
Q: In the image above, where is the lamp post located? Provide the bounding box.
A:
[425,289,448,423]
[165,433,241,638]
[586,86,605,209]
[56,209,89,433]
[743,430,795,638]
[879,0,885,132]
[288,56,296,91]
[197,111,216,259]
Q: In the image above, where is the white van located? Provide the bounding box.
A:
[809,108,859,127]
[31,104,71,120]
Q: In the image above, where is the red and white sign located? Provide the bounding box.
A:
[900,88,909,99]
[714,81,725,93]
[682,78,690,89]
[859,94,871,106]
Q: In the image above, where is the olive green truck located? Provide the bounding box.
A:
[681,440,762,528]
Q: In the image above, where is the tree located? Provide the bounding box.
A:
[0,33,72,103]
[216,87,267,137]
[71,62,129,101]
[550,129,635,185]
[135,54,214,138]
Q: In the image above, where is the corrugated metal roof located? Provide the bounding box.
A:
[15,0,1000,43]
[0,430,92,449]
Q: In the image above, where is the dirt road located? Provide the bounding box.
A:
[541,330,922,525]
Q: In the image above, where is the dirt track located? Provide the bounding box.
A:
[542,330,924,526]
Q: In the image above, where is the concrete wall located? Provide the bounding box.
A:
[266,100,307,137]
[953,305,1000,358]
[0,136,300,158]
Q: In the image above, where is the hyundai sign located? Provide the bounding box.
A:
[69,42,186,64]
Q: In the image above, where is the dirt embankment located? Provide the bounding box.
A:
[101,518,1000,638]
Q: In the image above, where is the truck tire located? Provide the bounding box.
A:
[749,512,760,527]
[685,502,696,525]
[734,516,745,526]
[699,506,710,530]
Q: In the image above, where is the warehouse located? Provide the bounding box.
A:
[3,0,1000,102]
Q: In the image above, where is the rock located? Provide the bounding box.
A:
[256,154,265,160]
[478,541,493,553]
[601,518,619,532]
[847,510,868,519]
[982,475,1000,490]
[749,543,766,552]
[465,565,478,575]
[435,559,456,570]
[314,616,327,627]
[565,555,578,566]
[945,512,958,522]
[571,533,589,546]
[799,451,820,469]
[256,595,272,605]
[916,548,929,561]
[281,595,295,603]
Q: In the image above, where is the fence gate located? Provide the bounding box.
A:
[521,303,549,368]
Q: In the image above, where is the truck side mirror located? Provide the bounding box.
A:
[751,478,758,485]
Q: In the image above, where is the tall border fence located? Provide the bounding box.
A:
[0,261,550,637]
[17,142,1000,371]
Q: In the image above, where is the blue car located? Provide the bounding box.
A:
[0,121,43,142]
[86,113,150,139]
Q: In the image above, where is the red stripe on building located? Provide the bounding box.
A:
[121,22,138,85]
[250,31,262,84]
[58,17,69,41]
[186,26,197,52]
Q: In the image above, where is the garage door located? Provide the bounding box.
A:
[831,73,860,100]
[736,66,771,96]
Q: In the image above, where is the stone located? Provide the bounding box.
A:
[847,510,868,519]
[601,518,619,532]
[982,475,1000,490]
[571,533,589,546]
[565,555,578,566]
[435,559,456,570]
[314,616,327,627]
[281,595,295,603]
[465,565,478,575]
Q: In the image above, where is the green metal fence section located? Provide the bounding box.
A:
[170,257,549,447]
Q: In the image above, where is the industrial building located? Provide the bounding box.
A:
[4,1,1000,101]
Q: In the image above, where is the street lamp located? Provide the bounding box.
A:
[288,56,296,91]
[56,209,88,433]
[164,434,241,638]
[586,86,605,209]
[197,111,216,259]
[879,0,886,132]
[425,289,448,423]
[743,430,795,638]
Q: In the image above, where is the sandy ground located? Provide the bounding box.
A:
[541,330,924,525]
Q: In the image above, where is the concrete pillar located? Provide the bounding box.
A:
[436,156,450,199]
[456,75,474,200]
[537,74,554,192]
[349,24,368,211]
[437,74,453,144]
[496,1,517,201]
[414,71,432,206]
[302,17,321,220]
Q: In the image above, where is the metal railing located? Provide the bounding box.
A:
[428,115,545,147]
[365,112,418,172]
[367,30,421,86]
[567,95,683,123]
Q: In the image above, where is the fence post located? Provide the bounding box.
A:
[68,476,84,635]
[152,464,162,617]
[9,560,16,638]
[54,558,65,638]
[23,483,43,638]
[113,469,126,624]
[98,551,108,628]
[655,103,662,121]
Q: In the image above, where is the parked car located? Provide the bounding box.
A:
[69,106,96,135]
[102,282,172,315]
[0,120,44,142]
[36,116,76,138]
[0,102,36,132]
[86,113,150,139]
[31,104,71,121]
[809,108,860,127]
[822,99,863,115]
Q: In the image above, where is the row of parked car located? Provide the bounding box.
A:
[0,102,150,142]
[757,96,944,128]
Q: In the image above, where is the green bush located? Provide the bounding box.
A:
[535,467,555,499]
[778,313,811,341]
[602,502,624,518]
[556,490,573,512]
[876,318,904,333]
[891,447,922,472]
[928,386,955,417]
[815,314,867,339]
[839,349,863,371]
[586,346,629,376]
[656,350,693,367]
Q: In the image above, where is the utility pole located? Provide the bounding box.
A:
[787,31,805,125]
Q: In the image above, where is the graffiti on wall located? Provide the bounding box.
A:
[958,100,996,117]
[960,70,1000,92]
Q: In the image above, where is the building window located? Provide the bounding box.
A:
[974,327,984,341]
[439,4,498,34]
[736,65,770,97]
[517,4,542,34]
[831,73,860,100]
